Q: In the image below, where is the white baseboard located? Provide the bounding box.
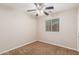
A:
[0,40,36,54]
[38,40,78,52]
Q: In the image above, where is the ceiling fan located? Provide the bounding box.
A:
[27,3,54,16]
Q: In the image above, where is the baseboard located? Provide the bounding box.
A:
[0,40,36,54]
[38,40,78,52]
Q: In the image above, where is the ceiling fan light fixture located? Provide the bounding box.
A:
[27,3,54,16]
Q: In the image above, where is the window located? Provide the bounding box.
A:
[46,18,59,32]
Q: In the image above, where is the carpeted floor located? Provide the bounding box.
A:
[2,41,78,55]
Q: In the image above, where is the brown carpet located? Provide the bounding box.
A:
[2,41,78,55]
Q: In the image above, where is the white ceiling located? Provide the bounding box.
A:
[1,3,79,16]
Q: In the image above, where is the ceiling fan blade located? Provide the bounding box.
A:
[27,9,36,12]
[45,6,54,9]
[43,11,49,16]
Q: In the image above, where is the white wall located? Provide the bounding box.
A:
[0,5,37,53]
[77,8,79,51]
[37,8,77,50]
